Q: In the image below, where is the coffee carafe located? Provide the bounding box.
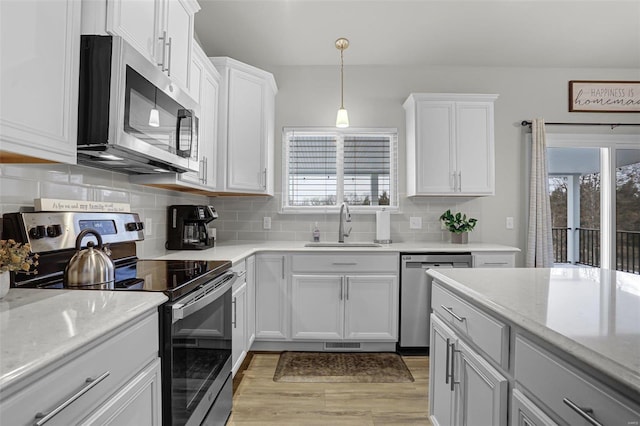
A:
[166,205,218,250]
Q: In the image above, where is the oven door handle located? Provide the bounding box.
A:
[172,272,237,323]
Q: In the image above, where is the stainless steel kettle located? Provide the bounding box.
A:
[64,229,115,288]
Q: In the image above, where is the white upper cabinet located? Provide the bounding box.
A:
[404,93,498,196]
[0,0,80,164]
[211,57,277,195]
[83,0,200,92]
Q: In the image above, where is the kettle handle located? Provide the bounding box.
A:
[75,228,104,251]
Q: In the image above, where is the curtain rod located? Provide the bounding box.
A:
[521,120,639,129]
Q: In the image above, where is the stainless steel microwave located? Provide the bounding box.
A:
[77,35,199,174]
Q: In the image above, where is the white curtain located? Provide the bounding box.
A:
[526,118,554,267]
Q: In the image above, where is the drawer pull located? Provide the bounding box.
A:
[563,398,603,426]
[34,371,110,425]
[482,262,509,265]
[332,262,357,266]
[441,305,465,322]
[449,341,460,392]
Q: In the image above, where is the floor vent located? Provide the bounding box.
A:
[324,342,362,351]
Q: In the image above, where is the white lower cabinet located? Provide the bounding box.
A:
[79,358,162,426]
[429,314,508,426]
[514,336,640,426]
[511,389,557,426]
[291,274,398,341]
[255,254,288,340]
[1,312,161,426]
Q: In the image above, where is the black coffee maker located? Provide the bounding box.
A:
[166,205,218,250]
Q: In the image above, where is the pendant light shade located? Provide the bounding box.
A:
[335,37,349,128]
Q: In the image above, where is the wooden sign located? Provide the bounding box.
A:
[569,80,640,112]
[34,198,131,212]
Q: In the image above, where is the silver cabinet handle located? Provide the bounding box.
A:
[458,171,462,191]
[199,157,206,183]
[204,157,208,184]
[34,371,110,425]
[332,262,357,266]
[441,305,465,322]
[449,342,459,391]
[563,398,603,426]
[281,256,285,279]
[340,277,344,300]
[483,262,509,265]
[451,172,457,191]
[445,337,451,385]
[345,277,349,300]
[262,168,267,189]
[166,37,172,76]
[232,297,237,328]
[157,31,167,70]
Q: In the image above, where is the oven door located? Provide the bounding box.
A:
[162,272,236,426]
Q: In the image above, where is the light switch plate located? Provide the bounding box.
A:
[263,216,272,230]
[409,217,422,229]
[145,218,153,236]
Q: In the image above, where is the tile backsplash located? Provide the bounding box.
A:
[0,164,484,256]
[0,164,209,258]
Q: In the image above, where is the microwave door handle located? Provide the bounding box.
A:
[175,109,193,157]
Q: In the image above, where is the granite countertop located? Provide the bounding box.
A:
[0,289,167,394]
[152,240,520,264]
[427,267,640,395]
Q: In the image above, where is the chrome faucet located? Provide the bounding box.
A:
[338,202,352,243]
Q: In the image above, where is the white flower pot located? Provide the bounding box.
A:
[0,272,10,299]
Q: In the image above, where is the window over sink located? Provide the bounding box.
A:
[282,128,398,213]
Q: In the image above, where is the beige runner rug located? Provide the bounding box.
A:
[273,351,414,383]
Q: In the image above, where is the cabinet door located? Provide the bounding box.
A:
[199,68,220,188]
[456,338,508,426]
[226,69,267,192]
[291,275,344,340]
[511,389,558,426]
[255,254,288,340]
[455,102,494,195]
[164,0,194,91]
[79,358,162,426]
[414,101,455,194]
[344,275,398,340]
[430,315,457,426]
[232,282,247,376]
[0,0,80,164]
[105,0,160,65]
[179,46,205,185]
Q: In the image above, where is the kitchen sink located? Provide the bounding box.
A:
[304,242,383,248]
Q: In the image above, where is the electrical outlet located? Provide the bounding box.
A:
[263,216,272,230]
[409,217,422,229]
[145,218,153,236]
[506,217,514,229]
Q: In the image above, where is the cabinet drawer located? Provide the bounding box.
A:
[2,312,159,426]
[515,336,640,426]
[473,253,515,268]
[291,253,398,274]
[432,282,509,367]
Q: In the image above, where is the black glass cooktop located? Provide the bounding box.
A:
[36,259,232,301]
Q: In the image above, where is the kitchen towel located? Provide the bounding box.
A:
[376,210,391,242]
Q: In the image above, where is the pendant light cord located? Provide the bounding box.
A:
[340,47,344,109]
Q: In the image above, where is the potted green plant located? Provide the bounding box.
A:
[439,209,477,244]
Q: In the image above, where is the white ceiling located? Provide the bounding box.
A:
[194,0,640,69]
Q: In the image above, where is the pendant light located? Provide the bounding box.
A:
[148,88,160,127]
[335,37,349,128]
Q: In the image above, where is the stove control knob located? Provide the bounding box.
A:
[29,225,46,239]
[126,222,144,231]
[46,224,62,238]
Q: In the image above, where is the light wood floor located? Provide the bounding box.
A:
[228,353,432,425]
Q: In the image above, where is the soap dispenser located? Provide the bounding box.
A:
[312,222,320,242]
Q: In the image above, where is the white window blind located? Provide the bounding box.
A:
[283,128,398,212]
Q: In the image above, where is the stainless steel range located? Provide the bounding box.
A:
[2,211,235,426]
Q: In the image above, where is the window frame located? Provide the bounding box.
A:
[281,127,399,214]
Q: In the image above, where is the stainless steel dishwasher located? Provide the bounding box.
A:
[399,253,472,350]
